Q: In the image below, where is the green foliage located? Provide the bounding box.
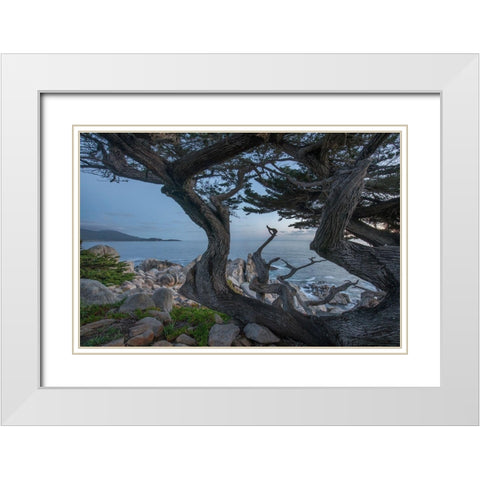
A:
[165,306,230,346]
[80,250,135,286]
[80,300,128,326]
[82,327,123,347]
[133,307,162,320]
[191,321,212,347]
[171,305,228,324]
[163,323,190,343]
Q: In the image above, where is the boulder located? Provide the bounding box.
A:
[124,261,135,273]
[103,337,125,347]
[158,274,176,287]
[153,340,173,347]
[80,318,118,337]
[208,324,240,347]
[121,281,136,291]
[152,288,174,312]
[226,258,246,285]
[80,279,117,305]
[213,314,224,324]
[137,258,176,272]
[245,253,258,282]
[244,323,280,344]
[121,287,151,297]
[118,293,155,312]
[145,310,173,324]
[87,244,120,258]
[128,323,151,338]
[176,334,197,346]
[136,317,164,337]
[232,336,252,347]
[126,329,155,346]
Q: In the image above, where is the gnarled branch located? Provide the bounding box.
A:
[277,257,325,281]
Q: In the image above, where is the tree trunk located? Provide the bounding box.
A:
[167,182,335,345]
[310,134,400,345]
[346,218,399,247]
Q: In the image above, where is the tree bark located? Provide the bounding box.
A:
[172,186,336,346]
[346,218,399,247]
[310,133,400,345]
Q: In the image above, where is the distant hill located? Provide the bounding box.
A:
[80,228,180,242]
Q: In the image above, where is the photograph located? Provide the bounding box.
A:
[79,131,401,348]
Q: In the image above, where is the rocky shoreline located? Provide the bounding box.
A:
[80,245,381,348]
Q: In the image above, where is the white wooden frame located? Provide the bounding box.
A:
[1,54,478,425]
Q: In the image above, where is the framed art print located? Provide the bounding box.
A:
[1,54,478,424]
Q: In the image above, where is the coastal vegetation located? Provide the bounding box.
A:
[80,247,135,286]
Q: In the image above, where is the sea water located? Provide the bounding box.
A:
[81,237,375,302]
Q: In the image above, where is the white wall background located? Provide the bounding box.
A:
[1,2,478,480]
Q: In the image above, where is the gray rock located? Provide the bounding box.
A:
[153,340,173,347]
[136,259,156,271]
[213,314,224,324]
[208,324,240,347]
[124,261,135,273]
[158,274,176,287]
[137,258,176,272]
[80,279,117,305]
[176,334,197,346]
[244,323,280,344]
[80,318,118,337]
[152,288,174,312]
[145,310,173,324]
[245,253,258,282]
[136,317,164,337]
[126,329,155,346]
[226,258,246,285]
[128,323,151,338]
[87,244,120,258]
[120,287,151,297]
[103,337,125,347]
[118,293,155,312]
[232,336,252,347]
[121,281,136,291]
[240,282,257,298]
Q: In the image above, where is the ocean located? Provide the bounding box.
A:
[81,238,374,300]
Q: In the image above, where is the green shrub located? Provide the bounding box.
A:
[80,300,128,326]
[167,306,230,346]
[80,250,135,286]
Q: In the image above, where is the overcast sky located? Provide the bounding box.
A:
[80,171,313,241]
